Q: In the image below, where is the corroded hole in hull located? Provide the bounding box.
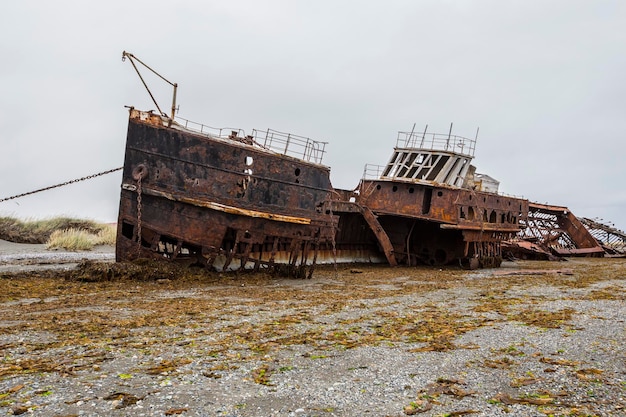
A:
[117,221,329,278]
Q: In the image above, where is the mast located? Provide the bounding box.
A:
[122,51,178,119]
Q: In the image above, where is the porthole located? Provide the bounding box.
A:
[245,156,253,166]
[437,191,443,197]
[295,168,301,176]
[376,184,381,190]
[392,186,398,192]
[408,187,414,194]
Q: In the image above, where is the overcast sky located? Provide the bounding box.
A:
[1,1,625,232]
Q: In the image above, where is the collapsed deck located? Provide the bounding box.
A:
[504,203,610,260]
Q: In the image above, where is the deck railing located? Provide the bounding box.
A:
[175,116,246,139]
[362,164,386,180]
[175,116,327,165]
[252,128,327,165]
[396,131,476,157]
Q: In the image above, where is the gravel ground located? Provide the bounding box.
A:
[0,239,114,273]
[0,255,624,417]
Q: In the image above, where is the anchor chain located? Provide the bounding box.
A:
[0,167,123,203]
[136,175,143,255]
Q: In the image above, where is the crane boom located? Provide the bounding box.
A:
[122,51,178,119]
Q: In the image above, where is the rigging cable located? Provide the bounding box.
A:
[0,167,123,203]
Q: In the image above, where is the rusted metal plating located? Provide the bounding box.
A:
[116,109,335,278]
[351,179,527,268]
[345,128,528,268]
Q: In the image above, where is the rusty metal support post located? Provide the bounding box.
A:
[171,83,178,119]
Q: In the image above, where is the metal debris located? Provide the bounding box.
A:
[505,203,606,260]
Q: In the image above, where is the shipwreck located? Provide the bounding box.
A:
[115,52,531,275]
[329,128,528,269]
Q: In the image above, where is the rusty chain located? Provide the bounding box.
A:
[0,167,123,203]
[136,174,143,255]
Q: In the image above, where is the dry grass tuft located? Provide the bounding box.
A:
[95,223,116,245]
[0,216,113,245]
[46,228,99,251]
[45,223,115,251]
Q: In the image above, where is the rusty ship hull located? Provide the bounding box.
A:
[349,179,527,268]
[116,109,336,277]
[116,109,529,273]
